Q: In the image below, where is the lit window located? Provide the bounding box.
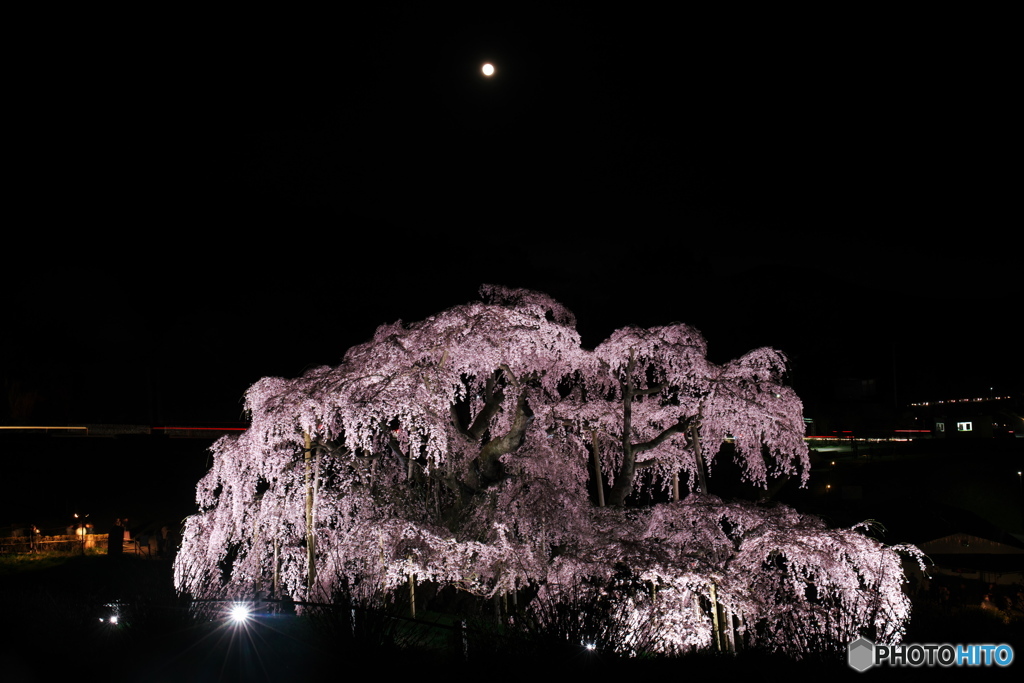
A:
[957,422,972,432]
[936,422,944,432]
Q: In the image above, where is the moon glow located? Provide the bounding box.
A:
[482,63,495,76]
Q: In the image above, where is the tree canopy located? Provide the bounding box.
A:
[175,285,920,656]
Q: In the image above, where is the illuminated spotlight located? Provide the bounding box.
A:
[229,604,251,624]
[583,642,596,651]
[482,63,495,76]
[100,603,121,625]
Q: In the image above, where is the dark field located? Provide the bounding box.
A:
[1,551,1021,682]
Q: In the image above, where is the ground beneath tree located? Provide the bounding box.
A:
[2,553,1020,681]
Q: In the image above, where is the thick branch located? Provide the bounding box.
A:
[474,389,532,486]
[467,381,505,440]
[633,383,664,397]
[633,418,691,454]
[606,359,688,506]
[450,371,508,441]
[498,364,520,387]
[450,405,473,439]
[311,439,351,460]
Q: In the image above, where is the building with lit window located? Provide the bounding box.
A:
[909,395,1022,439]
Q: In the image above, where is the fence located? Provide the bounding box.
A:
[0,534,153,556]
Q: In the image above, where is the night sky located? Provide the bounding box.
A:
[4,8,1018,521]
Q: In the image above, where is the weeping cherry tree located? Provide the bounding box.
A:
[174,285,922,656]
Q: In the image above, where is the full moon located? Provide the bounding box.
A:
[482,63,494,76]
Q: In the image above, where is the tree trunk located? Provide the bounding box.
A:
[723,606,735,653]
[408,571,416,618]
[709,583,722,652]
[607,355,637,507]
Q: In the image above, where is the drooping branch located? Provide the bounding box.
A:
[591,429,605,507]
[388,433,473,501]
[387,435,421,480]
[691,419,708,495]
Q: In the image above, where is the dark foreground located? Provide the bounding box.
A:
[1,554,1020,682]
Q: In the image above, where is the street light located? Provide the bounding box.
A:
[74,513,89,555]
[229,604,251,624]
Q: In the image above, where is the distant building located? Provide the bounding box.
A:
[909,395,1022,439]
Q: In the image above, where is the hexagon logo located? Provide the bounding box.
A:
[848,637,875,672]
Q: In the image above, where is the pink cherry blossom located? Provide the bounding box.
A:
[174,286,921,655]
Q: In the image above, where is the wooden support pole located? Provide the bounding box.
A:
[709,583,722,652]
[591,429,605,507]
[304,431,316,599]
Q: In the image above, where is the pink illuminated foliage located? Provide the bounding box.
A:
[174,286,922,656]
